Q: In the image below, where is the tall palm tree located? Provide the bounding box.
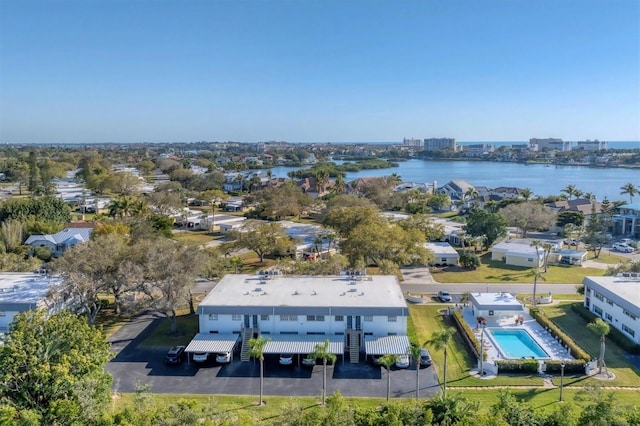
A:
[407,344,423,399]
[379,354,398,401]
[521,188,533,201]
[248,336,270,406]
[464,187,479,202]
[460,291,472,307]
[542,242,554,272]
[308,339,337,405]
[561,184,580,200]
[620,182,638,204]
[388,173,402,186]
[528,267,546,306]
[587,318,610,375]
[426,328,456,397]
[333,174,347,195]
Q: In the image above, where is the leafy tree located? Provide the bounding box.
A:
[424,393,479,426]
[620,182,637,203]
[323,205,380,238]
[0,310,112,424]
[500,202,556,238]
[379,354,398,401]
[397,214,445,241]
[228,221,290,263]
[557,210,584,228]
[426,327,456,397]
[0,218,24,253]
[308,339,337,405]
[0,196,72,224]
[583,204,608,258]
[491,390,545,426]
[459,252,481,269]
[587,318,610,375]
[248,336,269,406]
[465,208,507,248]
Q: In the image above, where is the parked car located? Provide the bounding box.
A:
[438,291,452,302]
[215,352,231,364]
[613,243,634,253]
[419,348,432,367]
[193,352,209,363]
[395,354,410,369]
[302,356,316,367]
[164,346,186,365]
[279,353,294,365]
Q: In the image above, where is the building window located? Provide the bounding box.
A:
[607,299,614,306]
[364,316,373,322]
[387,316,397,322]
[208,314,218,321]
[489,310,494,316]
[279,315,298,321]
[623,309,638,320]
[306,315,325,322]
[280,331,298,335]
[231,314,242,321]
[260,315,270,321]
[0,312,5,317]
[306,331,325,335]
[335,332,344,335]
[594,292,604,302]
[334,315,344,322]
[605,313,613,322]
[527,258,533,262]
[593,305,603,316]
[387,332,397,336]
[622,324,635,337]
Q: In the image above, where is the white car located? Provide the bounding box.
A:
[395,354,410,369]
[302,356,316,367]
[613,243,634,253]
[193,352,209,363]
[279,354,294,365]
[215,352,231,363]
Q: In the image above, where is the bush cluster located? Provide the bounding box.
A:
[571,304,640,354]
[544,359,586,374]
[495,359,539,374]
[529,308,591,361]
[451,310,483,359]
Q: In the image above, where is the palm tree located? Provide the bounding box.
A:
[587,318,610,375]
[620,182,637,204]
[561,184,580,200]
[379,354,398,401]
[464,187,478,201]
[542,242,554,272]
[521,188,533,201]
[407,344,422,399]
[460,291,472,307]
[248,336,270,406]
[333,174,347,195]
[308,339,337,405]
[528,267,546,306]
[388,173,402,186]
[230,256,243,274]
[425,327,456,397]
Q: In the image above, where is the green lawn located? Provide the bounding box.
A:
[431,253,605,284]
[136,315,200,350]
[538,302,640,387]
[172,230,217,245]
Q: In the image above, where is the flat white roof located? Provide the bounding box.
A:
[471,292,523,311]
[424,242,459,255]
[492,240,540,256]
[185,333,240,353]
[0,273,63,307]
[263,335,344,354]
[364,335,411,355]
[200,274,407,310]
[583,276,640,310]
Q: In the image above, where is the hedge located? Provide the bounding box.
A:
[529,307,591,361]
[544,359,586,375]
[571,304,640,355]
[451,310,485,360]
[496,359,539,374]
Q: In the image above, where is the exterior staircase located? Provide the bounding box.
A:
[240,327,256,361]
[347,329,361,363]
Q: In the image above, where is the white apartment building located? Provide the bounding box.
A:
[583,275,640,345]
[189,273,410,362]
[529,138,572,151]
[423,138,457,152]
[576,139,608,151]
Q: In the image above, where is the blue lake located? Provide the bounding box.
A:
[267,159,640,203]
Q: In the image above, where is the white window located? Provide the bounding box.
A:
[279,315,298,321]
[208,314,218,321]
[334,315,344,322]
[623,309,637,320]
[622,324,635,337]
[593,305,603,316]
[387,316,397,322]
[260,315,270,321]
[594,292,604,302]
[364,316,373,322]
[231,314,242,321]
[306,315,325,322]
[0,312,5,317]
[605,313,613,322]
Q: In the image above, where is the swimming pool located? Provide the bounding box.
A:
[488,329,549,359]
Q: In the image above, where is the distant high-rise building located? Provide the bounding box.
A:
[529,138,571,151]
[403,138,422,147]
[576,139,608,151]
[423,138,457,151]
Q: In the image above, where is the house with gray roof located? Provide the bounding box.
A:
[24,225,95,257]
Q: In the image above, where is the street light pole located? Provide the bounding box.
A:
[559,360,566,402]
[479,321,486,376]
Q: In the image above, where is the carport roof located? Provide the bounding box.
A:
[364,335,411,355]
[185,333,240,353]
[263,335,344,354]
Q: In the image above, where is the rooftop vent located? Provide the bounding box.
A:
[292,290,299,295]
[348,288,357,293]
[311,290,317,296]
[254,287,262,292]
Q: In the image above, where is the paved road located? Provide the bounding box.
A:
[106,315,440,399]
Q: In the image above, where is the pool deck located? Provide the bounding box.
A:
[459,306,574,363]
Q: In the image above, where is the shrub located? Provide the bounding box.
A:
[571,304,640,355]
[459,253,481,269]
[544,359,586,375]
[451,310,484,360]
[496,359,539,374]
[529,307,591,361]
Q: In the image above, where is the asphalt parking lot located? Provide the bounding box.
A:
[106,315,440,399]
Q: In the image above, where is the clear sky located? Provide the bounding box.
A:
[1,0,639,144]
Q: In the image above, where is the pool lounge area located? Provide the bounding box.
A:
[486,328,550,359]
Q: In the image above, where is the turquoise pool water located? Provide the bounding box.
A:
[488,329,549,359]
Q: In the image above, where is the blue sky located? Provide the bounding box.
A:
[1,0,638,143]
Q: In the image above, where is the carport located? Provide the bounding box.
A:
[365,335,411,355]
[184,333,240,362]
[262,335,344,364]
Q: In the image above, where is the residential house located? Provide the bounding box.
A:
[583,275,640,344]
[424,242,459,266]
[436,180,475,202]
[612,203,640,238]
[491,239,545,268]
[24,223,96,257]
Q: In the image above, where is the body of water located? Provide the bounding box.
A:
[267,159,640,203]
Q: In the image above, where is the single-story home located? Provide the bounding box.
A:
[491,239,545,268]
[24,225,95,257]
[470,292,524,320]
[424,242,459,266]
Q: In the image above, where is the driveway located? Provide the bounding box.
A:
[106,316,440,399]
